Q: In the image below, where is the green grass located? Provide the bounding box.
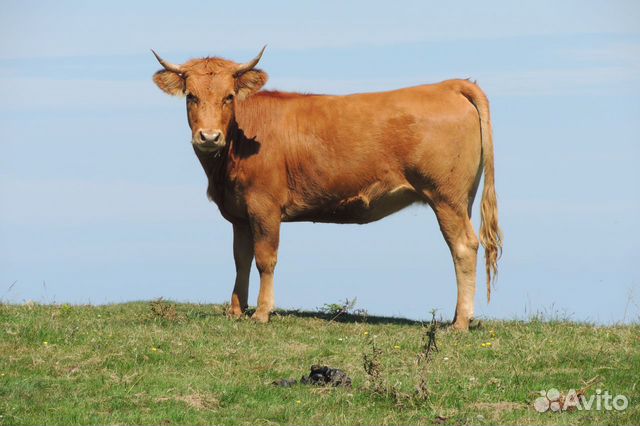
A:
[0,301,638,425]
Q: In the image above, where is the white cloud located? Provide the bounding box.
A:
[480,66,640,97]
[1,1,639,59]
[0,179,213,226]
[564,41,640,64]
[0,77,162,110]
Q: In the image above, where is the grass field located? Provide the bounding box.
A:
[0,301,638,425]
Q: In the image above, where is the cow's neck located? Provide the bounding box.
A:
[195,144,229,206]
[193,120,248,221]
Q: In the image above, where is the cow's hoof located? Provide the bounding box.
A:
[451,320,470,332]
[251,310,270,323]
[469,319,483,330]
[227,307,244,319]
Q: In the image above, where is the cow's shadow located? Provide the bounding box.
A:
[184,304,457,328]
[261,308,453,327]
[233,128,261,158]
[180,305,464,330]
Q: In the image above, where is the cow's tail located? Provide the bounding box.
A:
[461,82,503,303]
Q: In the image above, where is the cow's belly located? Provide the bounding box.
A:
[284,184,422,224]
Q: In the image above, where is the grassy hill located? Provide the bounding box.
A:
[0,301,638,425]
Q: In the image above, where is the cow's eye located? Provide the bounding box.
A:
[224,94,234,104]
[186,94,199,104]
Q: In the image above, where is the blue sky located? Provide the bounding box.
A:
[1,1,639,323]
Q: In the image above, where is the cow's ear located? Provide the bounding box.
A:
[153,70,185,97]
[235,69,268,100]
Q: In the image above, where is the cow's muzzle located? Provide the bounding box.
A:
[193,129,226,152]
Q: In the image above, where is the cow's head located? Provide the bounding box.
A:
[152,47,268,153]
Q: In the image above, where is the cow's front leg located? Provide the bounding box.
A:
[229,223,254,318]
[248,206,281,323]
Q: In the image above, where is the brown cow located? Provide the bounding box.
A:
[151,47,502,330]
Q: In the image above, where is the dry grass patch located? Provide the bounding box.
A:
[155,391,220,411]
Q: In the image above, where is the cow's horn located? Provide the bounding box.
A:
[235,45,266,76]
[151,49,184,74]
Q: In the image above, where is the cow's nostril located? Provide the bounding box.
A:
[199,131,222,143]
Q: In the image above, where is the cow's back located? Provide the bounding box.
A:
[234,80,483,222]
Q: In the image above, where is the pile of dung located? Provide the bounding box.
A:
[272,365,352,388]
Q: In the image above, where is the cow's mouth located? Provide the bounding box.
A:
[193,141,225,153]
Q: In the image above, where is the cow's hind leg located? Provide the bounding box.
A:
[229,223,254,318]
[433,202,479,331]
